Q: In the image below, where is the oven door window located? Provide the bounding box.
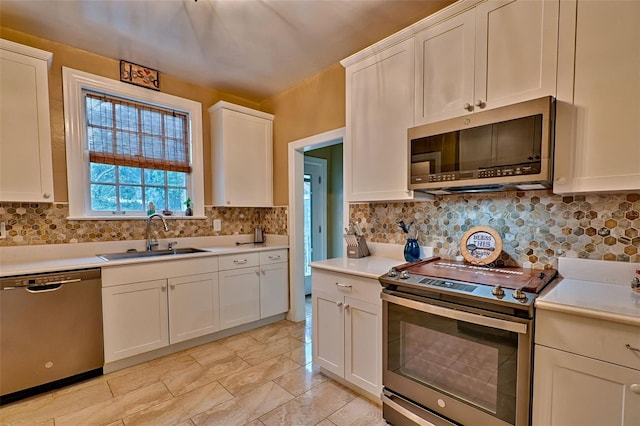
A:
[387,302,518,424]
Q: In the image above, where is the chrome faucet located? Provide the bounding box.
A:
[146,213,169,252]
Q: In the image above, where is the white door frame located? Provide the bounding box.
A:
[303,156,328,295]
[287,127,346,322]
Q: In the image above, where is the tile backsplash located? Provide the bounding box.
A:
[350,191,640,269]
[0,203,288,246]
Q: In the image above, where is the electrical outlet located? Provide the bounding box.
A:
[0,222,6,239]
[213,219,221,232]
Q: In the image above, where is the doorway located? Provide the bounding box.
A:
[287,127,346,322]
[303,156,327,295]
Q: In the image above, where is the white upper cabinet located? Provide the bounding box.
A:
[209,101,274,207]
[415,0,559,125]
[553,0,640,194]
[343,38,419,202]
[414,7,476,124]
[0,39,54,202]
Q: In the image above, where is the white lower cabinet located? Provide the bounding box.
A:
[533,345,640,426]
[533,309,640,425]
[312,268,381,398]
[102,279,169,363]
[102,257,219,363]
[218,249,289,330]
[102,250,288,364]
[259,250,289,318]
[219,266,261,330]
[168,273,219,344]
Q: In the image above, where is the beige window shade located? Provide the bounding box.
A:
[85,91,191,173]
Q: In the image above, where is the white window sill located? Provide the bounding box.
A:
[66,216,208,221]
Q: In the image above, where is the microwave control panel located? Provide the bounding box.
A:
[413,163,541,184]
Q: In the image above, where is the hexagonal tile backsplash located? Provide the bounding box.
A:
[350,191,640,268]
[0,204,288,246]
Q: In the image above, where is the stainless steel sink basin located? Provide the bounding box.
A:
[98,247,208,261]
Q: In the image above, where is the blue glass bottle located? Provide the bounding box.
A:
[404,238,420,262]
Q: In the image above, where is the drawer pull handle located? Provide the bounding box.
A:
[631,384,640,394]
[626,344,640,353]
[268,255,281,260]
[336,283,352,289]
[233,259,248,264]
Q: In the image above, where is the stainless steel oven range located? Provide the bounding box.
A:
[379,258,557,426]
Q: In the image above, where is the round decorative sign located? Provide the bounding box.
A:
[460,226,502,265]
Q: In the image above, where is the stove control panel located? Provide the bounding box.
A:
[382,269,538,308]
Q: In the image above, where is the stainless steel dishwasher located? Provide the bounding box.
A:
[0,268,104,404]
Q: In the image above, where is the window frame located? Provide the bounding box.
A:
[62,67,204,219]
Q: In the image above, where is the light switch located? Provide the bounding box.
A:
[213,219,221,231]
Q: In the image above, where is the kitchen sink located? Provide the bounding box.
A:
[98,247,208,261]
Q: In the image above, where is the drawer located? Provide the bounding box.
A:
[219,252,260,271]
[260,249,288,265]
[535,309,640,370]
[102,256,219,287]
[311,268,381,305]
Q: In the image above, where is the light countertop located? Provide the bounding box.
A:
[536,257,640,326]
[309,242,431,280]
[0,235,288,277]
[310,256,401,280]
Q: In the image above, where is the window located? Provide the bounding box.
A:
[63,67,204,218]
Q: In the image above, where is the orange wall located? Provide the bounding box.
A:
[0,27,263,205]
[1,26,346,207]
[261,63,346,206]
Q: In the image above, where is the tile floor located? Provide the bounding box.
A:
[0,296,387,426]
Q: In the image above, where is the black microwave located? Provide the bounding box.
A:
[408,96,555,194]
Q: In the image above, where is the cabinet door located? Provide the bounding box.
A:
[415,8,476,124]
[168,273,219,344]
[218,267,260,330]
[102,280,169,363]
[474,0,558,111]
[554,0,640,193]
[260,262,289,318]
[0,43,54,202]
[345,38,415,202]
[312,289,345,377]
[344,296,381,397]
[214,108,273,207]
[533,345,640,426]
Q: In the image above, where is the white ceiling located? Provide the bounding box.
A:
[0,0,454,101]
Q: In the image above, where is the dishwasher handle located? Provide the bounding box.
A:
[3,278,81,291]
[26,283,64,293]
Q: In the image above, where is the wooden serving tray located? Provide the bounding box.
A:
[400,257,557,293]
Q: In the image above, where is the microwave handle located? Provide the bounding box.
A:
[381,293,527,334]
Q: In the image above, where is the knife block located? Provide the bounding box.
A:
[344,234,370,258]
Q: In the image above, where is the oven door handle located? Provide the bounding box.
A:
[381,393,439,426]
[381,293,528,334]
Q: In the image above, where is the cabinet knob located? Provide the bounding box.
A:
[43,192,51,199]
[631,384,640,394]
[463,103,474,112]
[170,283,175,289]
[161,284,167,291]
[474,100,486,109]
[336,301,343,307]
[344,304,350,310]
